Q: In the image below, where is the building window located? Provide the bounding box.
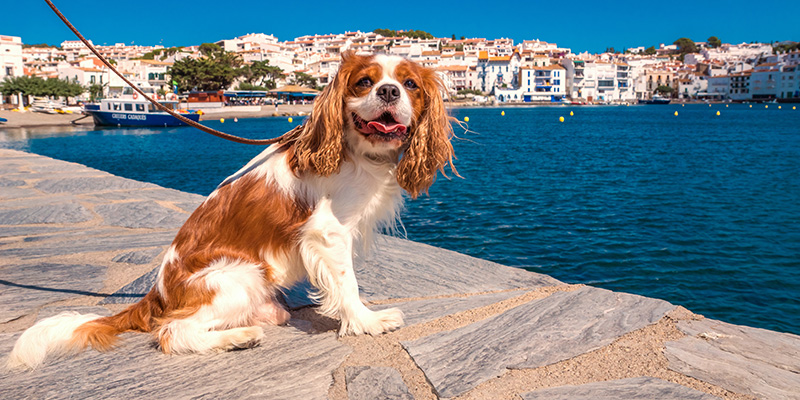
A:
[136,104,145,112]
[124,103,133,111]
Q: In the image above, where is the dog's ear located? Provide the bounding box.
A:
[396,68,456,199]
[292,52,358,176]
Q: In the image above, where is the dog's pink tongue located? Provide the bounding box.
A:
[368,121,407,134]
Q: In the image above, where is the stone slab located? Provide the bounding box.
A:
[0,325,350,400]
[402,286,675,398]
[99,266,161,304]
[0,226,74,239]
[112,248,164,265]
[0,187,40,200]
[370,290,523,326]
[90,188,205,205]
[0,230,177,260]
[34,176,155,195]
[0,202,93,225]
[0,263,108,323]
[521,377,720,400]
[346,366,413,400]
[95,201,189,229]
[282,235,562,308]
[666,318,800,400]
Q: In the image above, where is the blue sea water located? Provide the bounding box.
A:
[2,104,799,334]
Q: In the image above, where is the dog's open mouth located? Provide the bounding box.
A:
[352,112,408,141]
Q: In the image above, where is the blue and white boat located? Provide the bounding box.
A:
[83,90,200,127]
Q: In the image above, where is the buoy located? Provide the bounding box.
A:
[765,105,769,109]
[234,117,238,122]
[501,111,505,116]
[709,104,712,107]
[682,104,684,107]
[725,104,728,107]
[749,105,752,108]
[716,111,720,116]
[778,106,782,109]
[674,111,678,116]
[569,111,574,116]
[220,118,225,123]
[559,116,565,122]
[288,117,293,123]
[464,116,469,122]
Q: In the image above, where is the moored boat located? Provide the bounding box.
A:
[638,94,671,105]
[83,89,200,127]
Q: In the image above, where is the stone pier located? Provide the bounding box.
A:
[0,148,798,399]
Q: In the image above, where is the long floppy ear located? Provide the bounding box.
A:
[291,53,353,176]
[396,68,456,199]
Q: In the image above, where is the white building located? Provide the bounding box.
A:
[1,35,24,106]
[476,51,521,92]
[1,35,23,80]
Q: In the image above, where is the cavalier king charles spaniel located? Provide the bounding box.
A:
[8,52,455,370]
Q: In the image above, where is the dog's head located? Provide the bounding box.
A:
[291,52,455,198]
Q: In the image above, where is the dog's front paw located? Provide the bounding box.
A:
[340,307,404,336]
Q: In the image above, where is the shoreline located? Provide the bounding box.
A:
[0,100,742,130]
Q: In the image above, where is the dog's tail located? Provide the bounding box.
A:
[6,291,162,371]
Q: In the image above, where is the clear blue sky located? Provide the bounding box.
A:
[6,0,799,53]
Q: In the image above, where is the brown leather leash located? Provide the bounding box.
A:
[43,0,297,145]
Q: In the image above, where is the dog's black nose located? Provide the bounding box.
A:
[376,84,401,103]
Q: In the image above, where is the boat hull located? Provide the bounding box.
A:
[637,99,671,105]
[87,110,200,127]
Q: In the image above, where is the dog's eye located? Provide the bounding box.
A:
[403,79,418,89]
[357,77,373,88]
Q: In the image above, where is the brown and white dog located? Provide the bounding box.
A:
[7,52,455,370]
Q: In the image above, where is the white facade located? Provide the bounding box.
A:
[1,35,24,80]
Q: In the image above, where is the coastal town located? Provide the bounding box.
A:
[0,30,799,109]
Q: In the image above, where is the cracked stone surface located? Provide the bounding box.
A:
[346,366,413,400]
[521,377,720,400]
[0,263,108,323]
[402,286,675,398]
[0,326,350,400]
[95,201,190,229]
[666,318,800,400]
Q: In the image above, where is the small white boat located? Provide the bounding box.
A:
[29,98,65,114]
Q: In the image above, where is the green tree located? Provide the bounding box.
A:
[241,60,283,90]
[707,36,722,48]
[88,83,105,102]
[644,46,657,55]
[655,85,674,96]
[293,71,318,89]
[168,44,243,92]
[673,38,698,54]
[0,76,85,99]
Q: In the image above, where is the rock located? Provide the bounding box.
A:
[95,201,189,229]
[35,176,154,194]
[521,377,719,400]
[370,290,524,326]
[666,318,800,400]
[0,202,93,225]
[0,230,177,260]
[112,248,164,265]
[346,366,413,400]
[402,287,675,398]
[282,235,561,308]
[0,263,108,323]
[0,325,350,400]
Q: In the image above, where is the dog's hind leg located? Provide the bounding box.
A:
[156,258,272,354]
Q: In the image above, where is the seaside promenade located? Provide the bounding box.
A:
[0,148,798,399]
